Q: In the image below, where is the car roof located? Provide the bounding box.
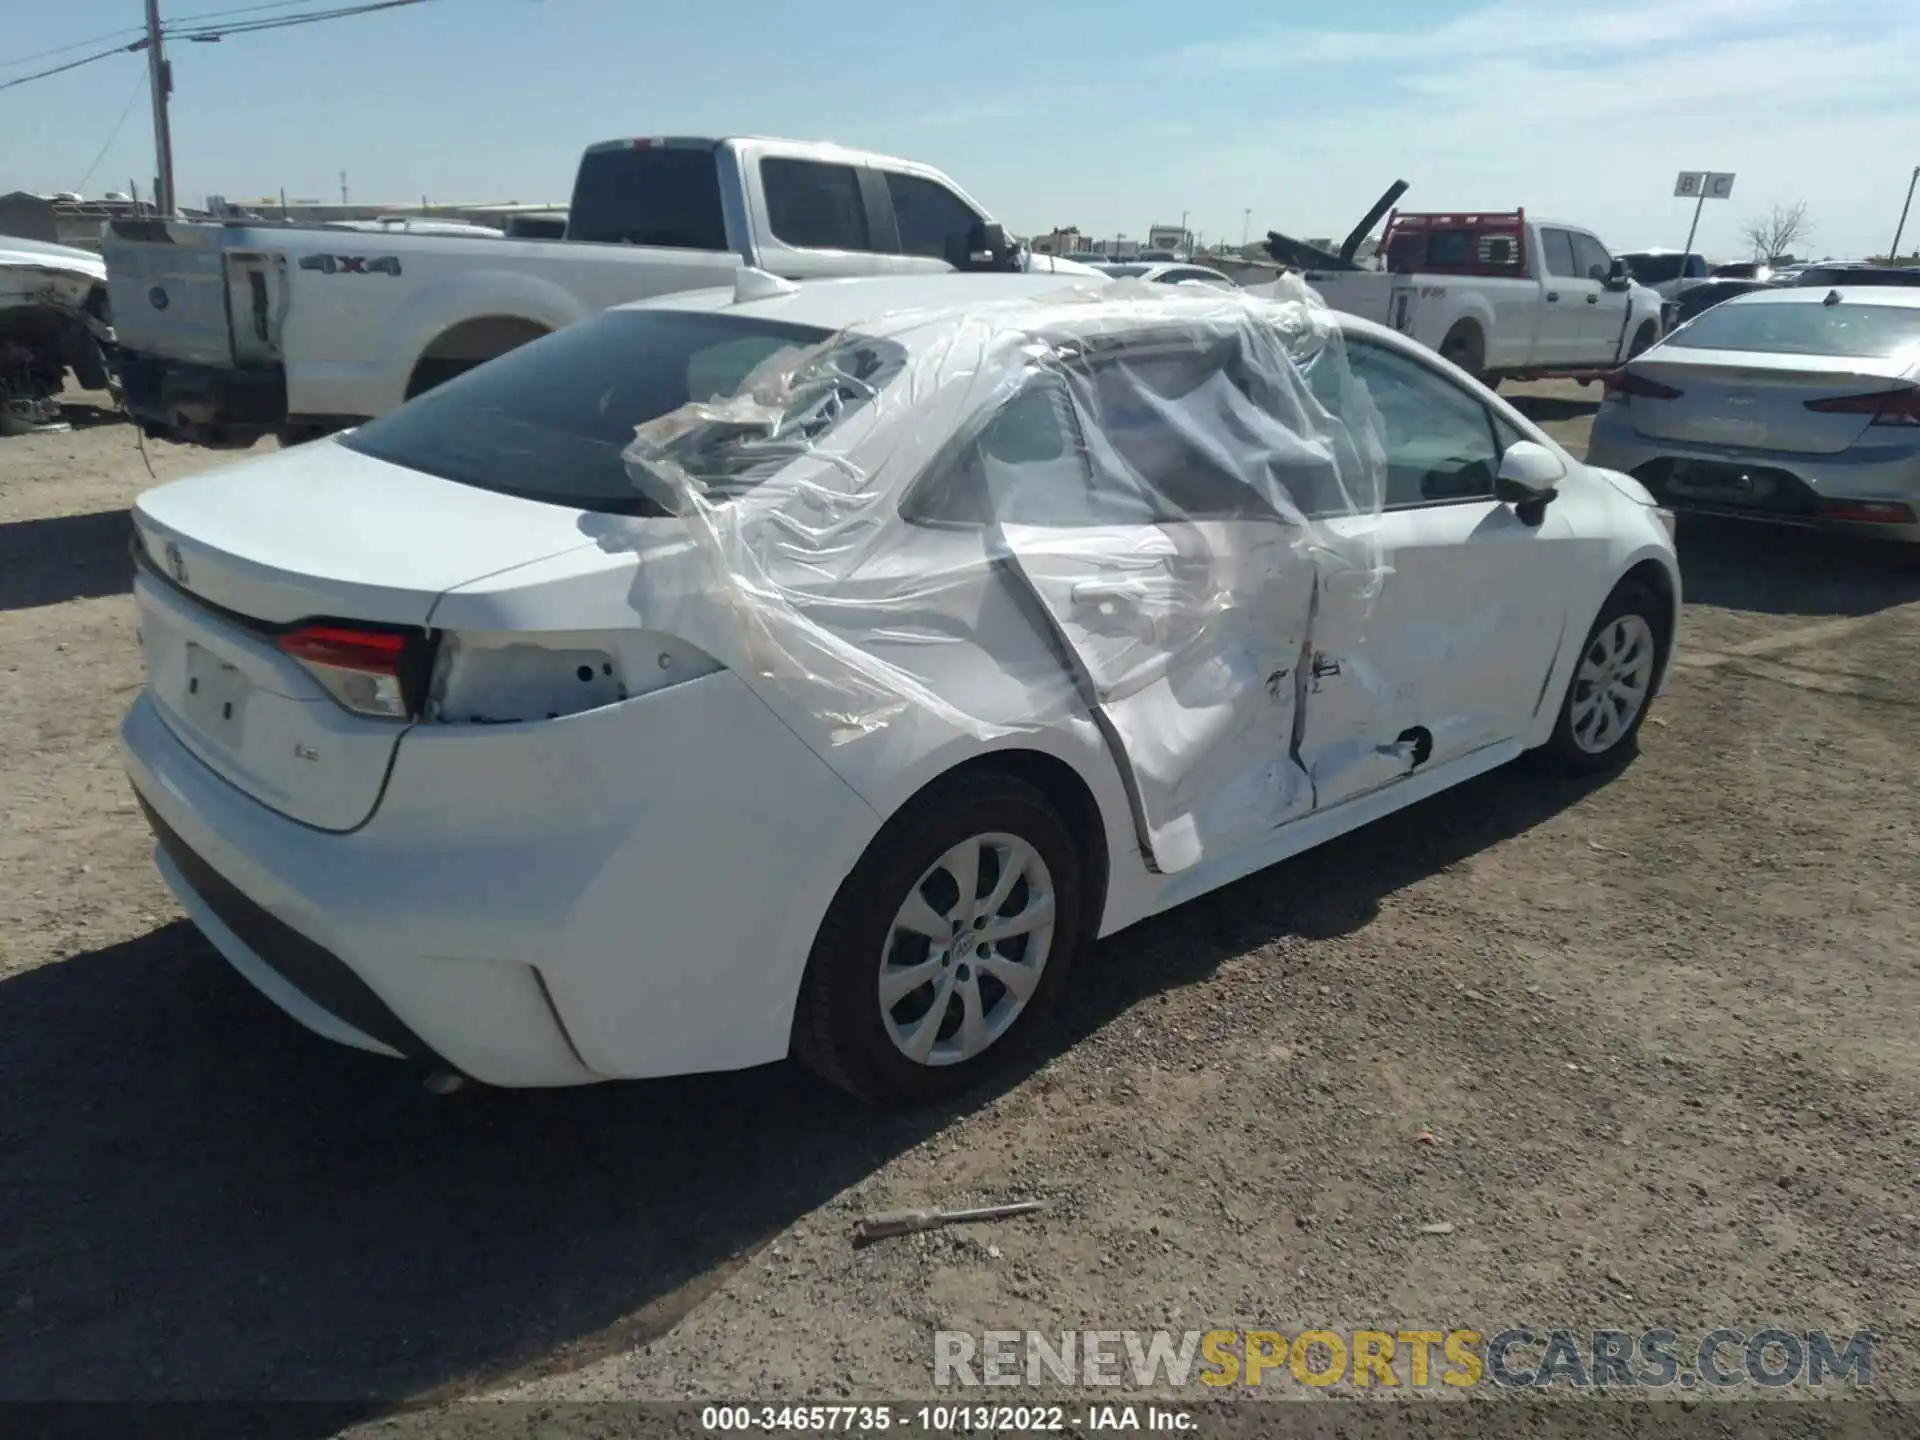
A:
[1715,284,1920,310]
[635,273,1102,326]
[625,270,1400,350]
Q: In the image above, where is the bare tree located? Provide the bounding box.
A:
[1740,201,1813,261]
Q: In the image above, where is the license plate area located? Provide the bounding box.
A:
[1666,461,1772,504]
[182,642,252,745]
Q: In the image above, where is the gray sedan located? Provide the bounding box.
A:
[1587,287,1920,541]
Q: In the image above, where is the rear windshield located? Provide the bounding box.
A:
[1623,253,1686,284]
[340,310,900,514]
[565,146,726,248]
[1664,300,1920,359]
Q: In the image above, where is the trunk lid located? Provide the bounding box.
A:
[1621,348,1916,455]
[132,440,600,830]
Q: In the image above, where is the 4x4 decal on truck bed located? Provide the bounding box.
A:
[297,255,402,276]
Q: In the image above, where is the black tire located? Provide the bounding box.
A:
[1533,579,1671,774]
[1628,322,1658,358]
[404,357,475,400]
[792,770,1086,1104]
[275,420,339,448]
[1439,323,1487,384]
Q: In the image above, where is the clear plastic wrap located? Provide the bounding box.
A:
[606,276,1391,871]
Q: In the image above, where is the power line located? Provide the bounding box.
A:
[168,0,440,40]
[165,0,361,24]
[0,41,147,94]
[76,70,151,192]
[0,0,435,95]
[0,28,146,72]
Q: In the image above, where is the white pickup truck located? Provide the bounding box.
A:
[1267,193,1664,386]
[104,136,1100,446]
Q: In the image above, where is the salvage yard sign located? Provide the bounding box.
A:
[1674,171,1737,199]
[1675,170,1736,258]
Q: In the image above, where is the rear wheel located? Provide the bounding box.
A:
[792,771,1084,1103]
[1535,581,1669,773]
[1439,323,1487,384]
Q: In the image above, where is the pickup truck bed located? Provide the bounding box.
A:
[1276,205,1663,383]
[106,136,1099,446]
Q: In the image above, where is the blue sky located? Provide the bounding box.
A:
[5,0,1917,261]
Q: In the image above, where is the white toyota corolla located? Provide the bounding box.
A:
[122,272,1679,1101]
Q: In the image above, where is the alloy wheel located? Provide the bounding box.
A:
[878,832,1057,1067]
[1570,613,1656,754]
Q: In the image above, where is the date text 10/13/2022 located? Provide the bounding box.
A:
[699,1404,1194,1432]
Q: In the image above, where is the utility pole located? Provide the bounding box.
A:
[144,0,177,215]
[340,170,349,204]
[1242,208,1251,248]
[1890,165,1920,263]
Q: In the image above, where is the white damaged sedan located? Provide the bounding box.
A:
[122,272,1679,1101]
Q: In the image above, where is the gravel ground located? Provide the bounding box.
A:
[1,383,1916,1431]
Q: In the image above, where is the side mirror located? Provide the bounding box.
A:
[1603,258,1633,292]
[965,221,1012,270]
[1495,440,1565,525]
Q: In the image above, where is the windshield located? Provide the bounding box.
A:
[341,310,901,514]
[1664,300,1920,359]
[1623,253,1686,284]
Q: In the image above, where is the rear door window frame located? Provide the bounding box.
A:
[759,156,876,253]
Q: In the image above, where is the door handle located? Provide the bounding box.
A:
[1586,294,1599,304]
[1545,291,1560,302]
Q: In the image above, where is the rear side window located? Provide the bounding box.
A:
[1665,301,1920,358]
[565,146,726,249]
[762,158,872,251]
[340,310,875,514]
[909,343,1325,526]
[886,172,983,262]
[1541,230,1580,278]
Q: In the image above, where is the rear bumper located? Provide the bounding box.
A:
[138,794,438,1064]
[118,349,287,445]
[119,666,879,1087]
[1587,406,1920,543]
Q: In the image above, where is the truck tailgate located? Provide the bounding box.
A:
[104,223,234,367]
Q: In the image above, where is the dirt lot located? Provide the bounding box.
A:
[2,383,1917,1426]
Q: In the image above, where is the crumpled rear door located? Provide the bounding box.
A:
[1000,519,1316,873]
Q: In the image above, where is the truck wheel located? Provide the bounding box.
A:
[1439,324,1487,384]
[1628,322,1658,358]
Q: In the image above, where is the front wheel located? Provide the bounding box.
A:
[791,771,1085,1103]
[1627,322,1658,359]
[1534,581,1669,773]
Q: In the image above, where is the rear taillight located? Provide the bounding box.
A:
[1816,499,1917,525]
[1603,369,1683,403]
[1803,387,1920,426]
[277,623,421,720]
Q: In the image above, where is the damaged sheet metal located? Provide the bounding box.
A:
[1,238,115,434]
[604,276,1391,873]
